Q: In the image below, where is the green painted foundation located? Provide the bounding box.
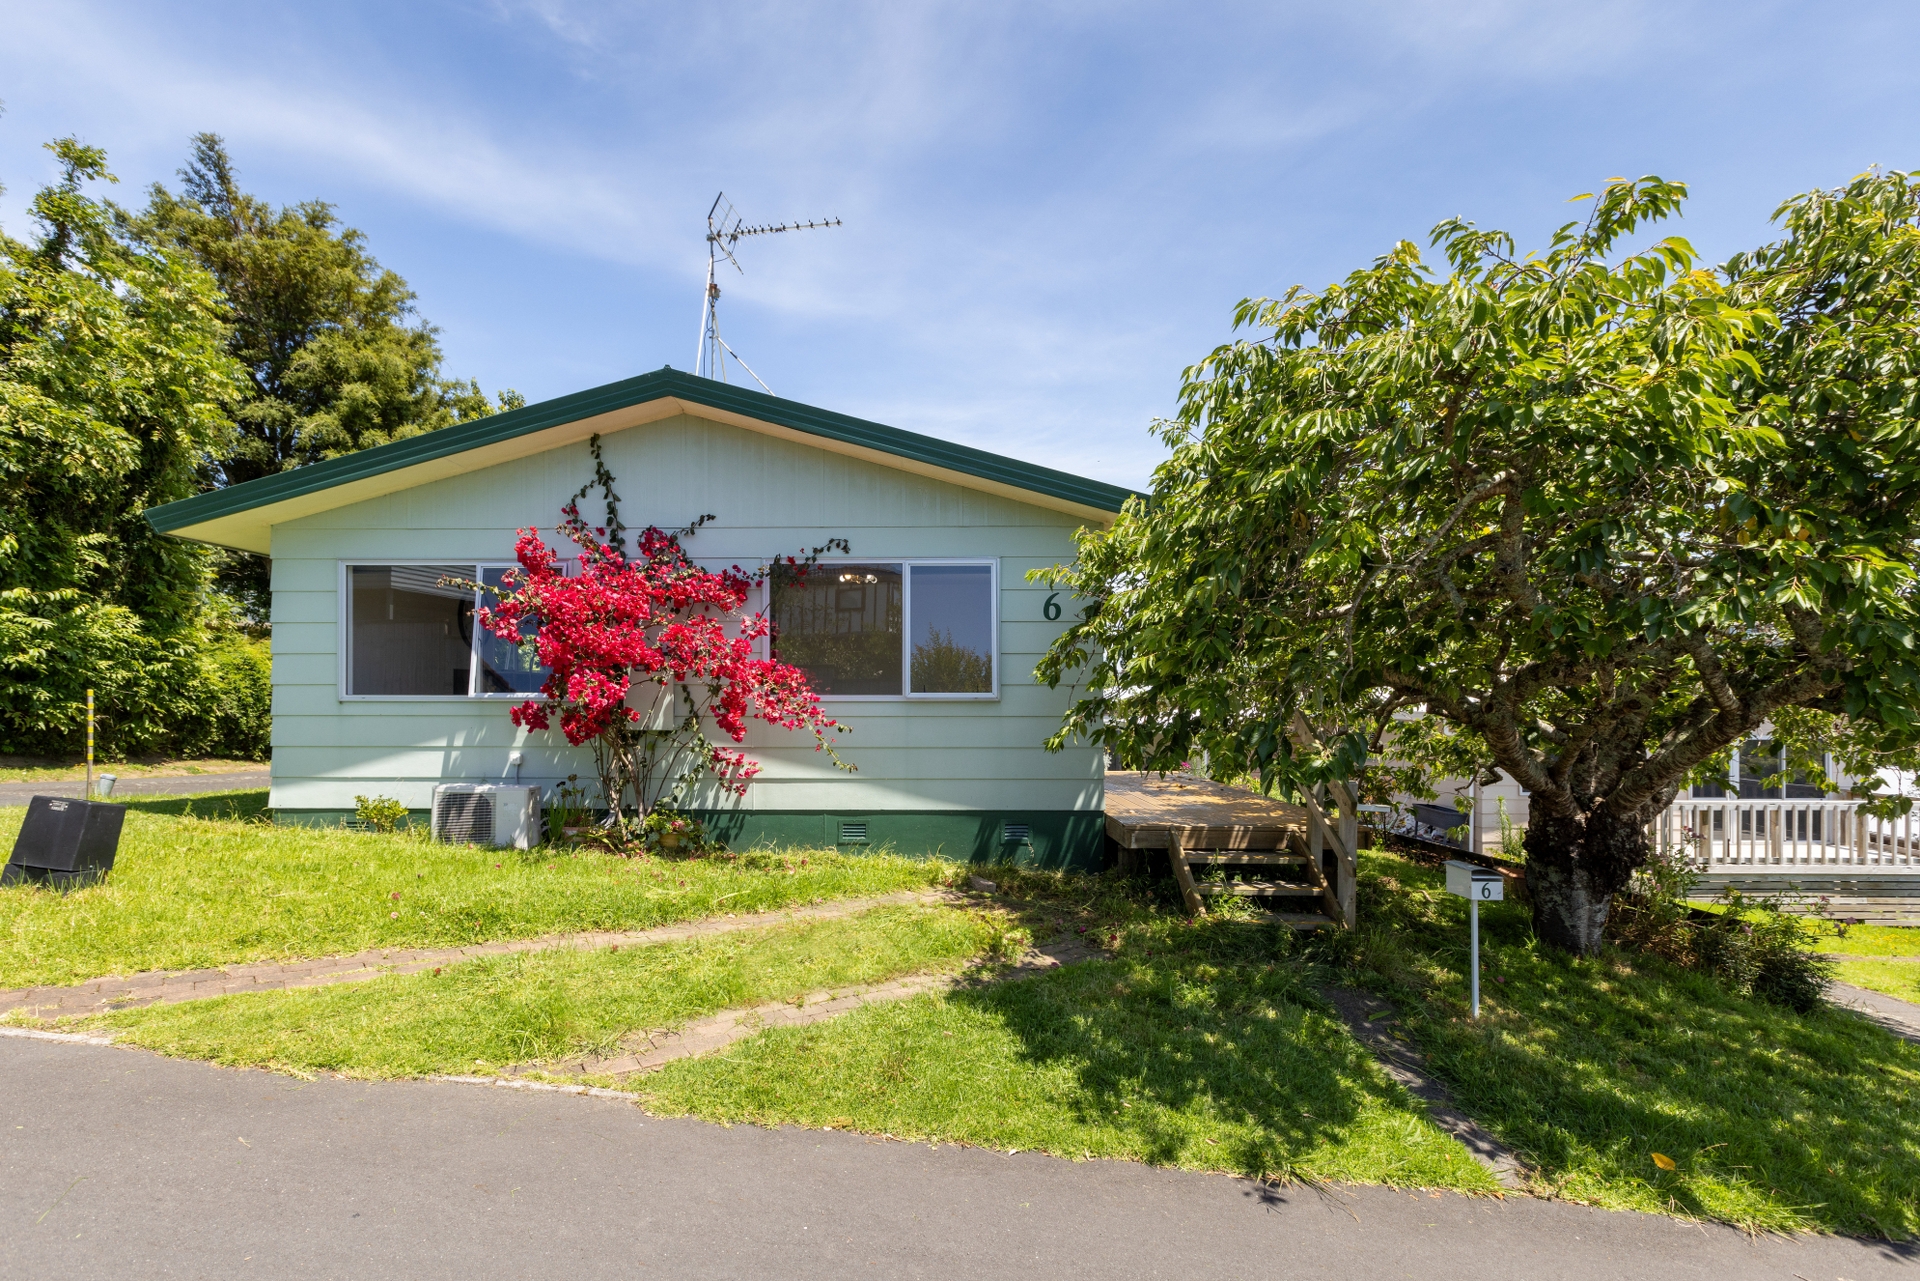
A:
[694,811,1106,871]
[272,808,1107,872]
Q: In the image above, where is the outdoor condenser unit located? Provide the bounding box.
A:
[430,784,541,849]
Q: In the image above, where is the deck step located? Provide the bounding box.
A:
[1191,881,1323,898]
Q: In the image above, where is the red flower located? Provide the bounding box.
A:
[477,501,846,802]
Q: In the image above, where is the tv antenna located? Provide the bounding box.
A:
[696,192,841,391]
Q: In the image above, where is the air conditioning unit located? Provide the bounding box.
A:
[431,784,541,849]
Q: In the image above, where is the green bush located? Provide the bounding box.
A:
[1609,857,1833,1012]
[187,631,271,760]
[1694,891,1835,1013]
[353,795,409,834]
[0,614,270,761]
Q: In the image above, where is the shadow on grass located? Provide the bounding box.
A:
[1346,852,1920,1239]
[116,790,269,822]
[644,911,1494,1189]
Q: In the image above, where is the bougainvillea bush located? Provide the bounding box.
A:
[475,496,847,843]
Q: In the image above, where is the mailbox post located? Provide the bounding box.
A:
[1444,859,1504,1018]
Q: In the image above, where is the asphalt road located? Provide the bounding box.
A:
[2,1033,1912,1280]
[0,772,267,806]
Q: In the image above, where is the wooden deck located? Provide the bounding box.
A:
[1105,772,1332,925]
[1104,771,1309,851]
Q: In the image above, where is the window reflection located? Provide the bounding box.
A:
[475,566,548,694]
[771,563,904,695]
[909,564,993,693]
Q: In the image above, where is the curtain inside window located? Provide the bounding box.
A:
[348,565,474,695]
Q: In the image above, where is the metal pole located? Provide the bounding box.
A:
[1469,896,1481,1019]
[696,254,714,376]
[86,688,95,801]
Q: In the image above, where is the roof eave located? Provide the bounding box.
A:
[144,372,1136,553]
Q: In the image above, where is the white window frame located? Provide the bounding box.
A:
[767,557,1000,702]
[337,560,551,702]
[338,556,999,704]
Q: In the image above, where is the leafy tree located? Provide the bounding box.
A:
[135,134,522,618]
[1036,174,1920,955]
[0,140,246,754]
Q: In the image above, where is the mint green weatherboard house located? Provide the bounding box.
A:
[144,369,1132,869]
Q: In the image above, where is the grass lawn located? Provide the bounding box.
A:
[0,755,267,783]
[1341,850,1920,1238]
[82,867,1498,1195]
[1806,920,1920,959]
[0,794,945,987]
[87,903,1005,1077]
[639,949,1498,1191]
[1834,959,1920,1004]
[22,811,1917,1232]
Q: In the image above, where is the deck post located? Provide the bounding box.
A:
[1331,783,1360,929]
[1166,835,1205,917]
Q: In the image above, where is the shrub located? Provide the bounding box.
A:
[181,631,271,759]
[1609,858,1833,1012]
[1696,890,1835,1013]
[353,795,409,834]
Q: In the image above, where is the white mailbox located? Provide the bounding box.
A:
[1443,860,1504,1019]
[1445,859,1504,902]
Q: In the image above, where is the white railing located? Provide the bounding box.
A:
[1652,796,1920,872]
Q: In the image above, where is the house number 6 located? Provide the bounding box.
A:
[1043,593,1062,621]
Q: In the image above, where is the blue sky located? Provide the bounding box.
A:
[3,1,1918,489]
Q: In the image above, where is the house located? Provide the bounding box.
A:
[144,368,1133,869]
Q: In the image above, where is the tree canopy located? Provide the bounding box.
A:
[1036,173,1920,953]
[0,139,256,754]
[1,133,515,755]
[135,134,522,617]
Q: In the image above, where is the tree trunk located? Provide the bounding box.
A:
[1522,807,1650,956]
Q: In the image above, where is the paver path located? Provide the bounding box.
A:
[510,938,1100,1079]
[0,771,268,805]
[2,1033,1914,1280]
[0,889,957,1019]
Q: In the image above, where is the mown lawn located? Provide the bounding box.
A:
[0,792,945,986]
[1834,959,1920,1004]
[86,868,1498,1195]
[1805,920,1920,959]
[88,903,1004,1077]
[26,811,1919,1234]
[0,755,265,783]
[1341,850,1920,1238]
[639,948,1498,1192]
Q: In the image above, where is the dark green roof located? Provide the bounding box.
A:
[145,368,1135,546]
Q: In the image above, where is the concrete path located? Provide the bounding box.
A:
[0,889,956,1019]
[1320,986,1529,1191]
[0,771,268,805]
[0,1033,1911,1280]
[1829,980,1920,1044]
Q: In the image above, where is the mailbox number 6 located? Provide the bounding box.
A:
[1043,592,1062,622]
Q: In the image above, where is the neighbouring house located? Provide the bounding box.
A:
[144,368,1132,869]
[1405,741,1906,874]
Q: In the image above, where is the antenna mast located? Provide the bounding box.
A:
[696,193,841,391]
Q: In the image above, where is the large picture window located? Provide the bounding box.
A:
[771,560,996,699]
[343,563,553,698]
